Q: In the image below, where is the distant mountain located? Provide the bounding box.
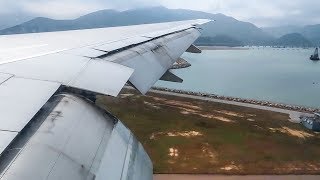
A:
[0,13,34,30]
[301,24,320,46]
[273,33,313,47]
[0,7,273,45]
[262,25,302,38]
[263,25,320,46]
[195,35,244,47]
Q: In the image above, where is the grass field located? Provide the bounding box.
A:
[96,89,320,175]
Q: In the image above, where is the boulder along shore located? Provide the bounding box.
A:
[152,87,320,113]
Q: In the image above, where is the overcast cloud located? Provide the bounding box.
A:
[0,0,319,27]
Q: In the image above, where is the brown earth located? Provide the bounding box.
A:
[96,89,320,175]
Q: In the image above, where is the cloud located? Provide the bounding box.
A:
[233,0,320,26]
[20,0,104,19]
[0,0,319,26]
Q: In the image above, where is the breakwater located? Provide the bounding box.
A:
[152,87,320,113]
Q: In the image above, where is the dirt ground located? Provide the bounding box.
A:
[96,89,320,175]
[154,174,320,180]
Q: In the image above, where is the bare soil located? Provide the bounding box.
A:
[96,89,320,175]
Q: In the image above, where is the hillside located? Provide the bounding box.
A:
[301,24,320,46]
[263,25,320,46]
[0,12,33,30]
[0,7,273,45]
[273,33,313,47]
[195,35,244,47]
[262,25,302,38]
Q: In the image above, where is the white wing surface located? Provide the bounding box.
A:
[0,19,210,180]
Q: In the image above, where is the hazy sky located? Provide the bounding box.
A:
[0,0,319,27]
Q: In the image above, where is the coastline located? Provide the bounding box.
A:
[151,87,319,114]
[198,46,249,50]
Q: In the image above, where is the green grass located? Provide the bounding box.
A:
[96,89,320,175]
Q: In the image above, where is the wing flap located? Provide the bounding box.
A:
[162,29,201,60]
[0,78,60,132]
[107,28,201,94]
[0,52,134,97]
[68,60,134,96]
[0,54,90,83]
[119,47,173,94]
[0,77,59,156]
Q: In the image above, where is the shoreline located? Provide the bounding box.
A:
[197,46,314,50]
[151,87,319,114]
[198,46,249,50]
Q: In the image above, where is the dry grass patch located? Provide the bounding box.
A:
[214,110,245,118]
[120,93,134,98]
[96,89,320,175]
[269,127,314,139]
[220,162,243,171]
[150,131,203,140]
[144,101,161,109]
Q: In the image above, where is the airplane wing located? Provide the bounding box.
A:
[0,19,210,180]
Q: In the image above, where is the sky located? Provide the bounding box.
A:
[0,0,319,27]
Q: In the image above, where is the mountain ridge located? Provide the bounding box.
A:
[273,33,313,47]
[0,12,34,30]
[0,7,273,45]
[263,25,320,46]
[0,7,318,46]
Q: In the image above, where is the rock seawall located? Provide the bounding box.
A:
[152,87,320,113]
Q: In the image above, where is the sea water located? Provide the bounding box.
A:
[156,48,320,108]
